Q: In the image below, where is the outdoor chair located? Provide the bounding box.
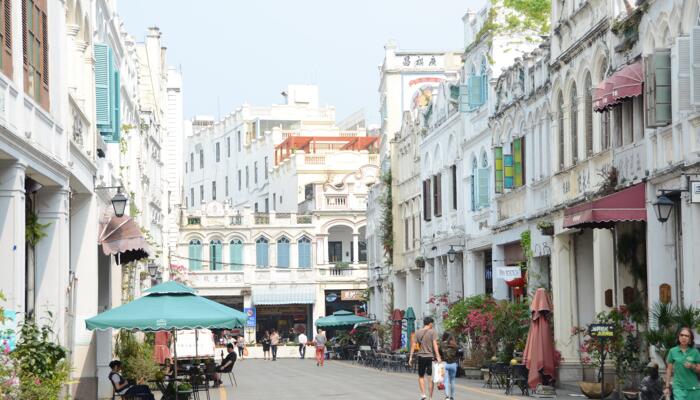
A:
[188,365,210,400]
[225,363,238,387]
[355,345,371,365]
[506,364,529,396]
[489,362,509,389]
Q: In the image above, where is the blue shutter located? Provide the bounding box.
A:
[468,75,484,108]
[298,239,311,268]
[110,64,121,143]
[94,44,111,127]
[230,240,243,271]
[504,154,514,189]
[278,240,290,268]
[478,168,490,208]
[481,73,488,102]
[256,240,269,267]
[470,174,476,211]
[189,241,201,271]
[210,241,222,270]
[459,84,469,112]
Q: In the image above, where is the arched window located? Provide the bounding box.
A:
[188,239,202,271]
[570,83,578,164]
[229,239,243,271]
[557,91,565,170]
[584,73,593,156]
[277,236,290,268]
[599,59,611,150]
[471,155,478,211]
[210,240,223,270]
[256,237,269,267]
[481,57,489,101]
[298,236,311,268]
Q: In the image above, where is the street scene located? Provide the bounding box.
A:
[2,0,700,399]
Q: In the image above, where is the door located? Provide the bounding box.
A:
[328,241,343,263]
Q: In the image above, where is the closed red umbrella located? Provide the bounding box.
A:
[391,309,403,351]
[523,288,556,389]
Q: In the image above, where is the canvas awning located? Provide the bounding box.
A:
[252,285,316,305]
[99,215,150,264]
[563,183,646,229]
[594,61,644,112]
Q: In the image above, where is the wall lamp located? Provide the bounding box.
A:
[95,186,128,217]
[447,245,466,263]
[653,187,688,223]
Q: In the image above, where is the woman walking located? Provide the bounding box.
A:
[262,330,271,360]
[439,331,459,400]
[237,335,246,360]
[270,329,280,361]
[314,328,327,366]
[664,327,700,400]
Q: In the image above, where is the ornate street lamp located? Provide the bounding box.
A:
[147,262,159,278]
[447,245,465,263]
[653,194,674,223]
[111,190,128,218]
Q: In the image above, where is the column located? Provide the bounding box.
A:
[34,186,70,345]
[593,229,615,313]
[352,233,359,265]
[491,245,508,300]
[0,161,27,315]
[406,270,421,315]
[449,256,464,300]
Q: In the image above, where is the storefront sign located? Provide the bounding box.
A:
[244,307,256,327]
[256,305,307,315]
[691,181,700,203]
[325,293,338,303]
[495,267,521,280]
[589,323,615,338]
[341,290,364,301]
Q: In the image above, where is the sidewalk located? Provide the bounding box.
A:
[455,376,585,400]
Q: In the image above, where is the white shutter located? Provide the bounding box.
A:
[678,37,691,111]
[459,84,469,112]
[692,27,700,105]
[644,55,657,127]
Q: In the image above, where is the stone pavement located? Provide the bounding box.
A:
[183,358,582,400]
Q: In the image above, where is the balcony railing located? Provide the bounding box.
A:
[254,213,270,224]
[296,214,312,224]
[230,215,243,225]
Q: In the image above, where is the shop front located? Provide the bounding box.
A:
[324,289,365,316]
[251,285,316,342]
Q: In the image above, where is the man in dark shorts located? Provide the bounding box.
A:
[409,317,441,400]
[213,343,237,387]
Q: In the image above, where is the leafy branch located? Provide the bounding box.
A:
[380,170,393,266]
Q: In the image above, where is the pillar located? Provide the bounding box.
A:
[0,161,26,315]
[593,229,615,313]
[491,245,508,300]
[316,235,327,265]
[352,233,359,265]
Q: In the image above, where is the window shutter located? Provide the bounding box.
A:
[470,174,476,211]
[644,54,657,127]
[481,73,488,102]
[648,49,671,127]
[298,240,311,268]
[230,241,243,271]
[478,168,489,208]
[39,1,47,110]
[468,75,483,108]
[513,137,523,187]
[459,84,469,112]
[678,37,691,111]
[504,154,514,189]
[434,173,442,217]
[692,27,700,105]
[423,179,431,221]
[110,65,121,143]
[1,0,11,78]
[278,241,289,268]
[451,164,457,209]
[94,43,111,127]
[494,147,503,194]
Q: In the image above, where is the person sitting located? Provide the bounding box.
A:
[108,360,155,400]
[213,343,237,387]
[640,362,664,400]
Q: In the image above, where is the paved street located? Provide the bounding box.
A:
[195,359,522,400]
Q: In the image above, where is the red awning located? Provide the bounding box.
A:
[593,61,644,113]
[99,215,151,264]
[563,183,646,229]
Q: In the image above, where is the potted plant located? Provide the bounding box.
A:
[415,256,425,268]
[537,221,554,236]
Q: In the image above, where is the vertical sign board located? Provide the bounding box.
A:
[244,307,256,327]
[691,181,700,203]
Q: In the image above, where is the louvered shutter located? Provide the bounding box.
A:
[468,75,484,108]
[494,147,503,194]
[504,154,514,189]
[459,84,469,112]
[692,27,700,105]
[278,240,290,268]
[644,54,657,126]
[646,49,672,127]
[256,241,269,267]
[39,0,47,110]
[481,73,488,102]
[423,179,431,221]
[513,138,523,187]
[678,37,691,111]
[94,43,111,127]
[478,168,489,208]
[451,164,457,209]
[1,0,11,78]
[298,240,311,268]
[230,240,243,271]
[470,174,476,211]
[434,173,442,217]
[110,59,121,142]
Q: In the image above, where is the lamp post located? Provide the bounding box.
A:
[447,245,465,263]
[652,194,675,223]
[147,262,158,278]
[95,186,128,217]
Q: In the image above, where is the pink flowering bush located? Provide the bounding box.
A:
[169,263,191,285]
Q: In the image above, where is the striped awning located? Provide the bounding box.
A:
[252,286,316,305]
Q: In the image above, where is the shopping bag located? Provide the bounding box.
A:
[432,361,445,384]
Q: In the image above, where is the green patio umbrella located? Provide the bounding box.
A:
[316,310,374,328]
[405,307,416,350]
[86,281,247,330]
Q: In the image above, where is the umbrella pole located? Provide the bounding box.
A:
[173,328,178,400]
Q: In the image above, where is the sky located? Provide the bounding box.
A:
[119,0,486,125]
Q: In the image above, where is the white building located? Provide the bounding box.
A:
[178,86,379,343]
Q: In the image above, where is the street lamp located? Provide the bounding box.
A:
[147,262,159,278]
[447,245,465,263]
[111,190,128,218]
[653,194,675,223]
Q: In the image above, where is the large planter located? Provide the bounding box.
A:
[578,381,615,399]
[462,367,482,380]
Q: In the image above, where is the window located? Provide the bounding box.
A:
[199,149,204,168]
[254,161,258,184]
[94,43,120,142]
[254,202,258,212]
[23,0,49,109]
[256,237,269,267]
[264,197,269,212]
[614,106,623,147]
[216,142,220,162]
[570,83,578,164]
[199,185,204,203]
[190,153,194,171]
[471,157,478,211]
[422,179,431,221]
[584,73,593,156]
[237,130,241,151]
[601,111,611,150]
[188,239,202,271]
[412,214,416,248]
[211,181,216,201]
[404,218,409,250]
[0,0,12,79]
[451,164,457,210]
[230,239,243,270]
[433,173,442,217]
[277,237,290,268]
[298,236,311,268]
[264,156,269,180]
[227,137,231,157]
[557,92,565,170]
[273,193,276,210]
[245,166,249,188]
[190,188,194,206]
[209,240,222,270]
[225,176,229,197]
[238,169,242,190]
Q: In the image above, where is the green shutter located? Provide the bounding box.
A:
[469,75,484,108]
[459,84,469,112]
[653,49,671,127]
[481,73,488,102]
[94,43,111,127]
[478,168,489,207]
[471,174,476,211]
[230,240,243,270]
[110,65,121,143]
[189,241,201,271]
[513,137,523,187]
[494,147,503,194]
[504,154,514,189]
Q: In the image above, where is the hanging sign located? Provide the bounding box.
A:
[690,181,700,203]
[495,267,521,280]
[588,323,615,338]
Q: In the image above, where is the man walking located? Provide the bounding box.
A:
[314,328,327,366]
[270,329,280,361]
[409,317,441,400]
[298,331,308,359]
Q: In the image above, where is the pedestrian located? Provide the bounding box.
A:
[270,329,280,361]
[664,327,700,400]
[640,362,664,400]
[237,335,245,360]
[213,343,237,387]
[108,360,156,400]
[261,330,271,360]
[314,328,327,366]
[439,331,459,400]
[409,316,441,400]
[298,330,308,359]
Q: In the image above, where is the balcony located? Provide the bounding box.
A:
[325,195,347,209]
[254,213,270,224]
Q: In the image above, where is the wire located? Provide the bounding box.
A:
[170,254,366,270]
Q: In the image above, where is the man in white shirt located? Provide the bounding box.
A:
[298,331,308,359]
